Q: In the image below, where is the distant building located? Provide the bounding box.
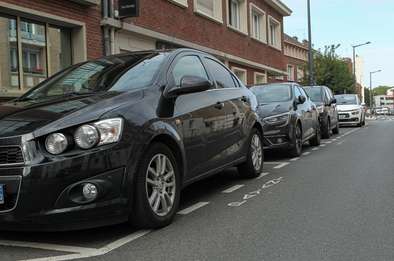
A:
[283,34,308,83]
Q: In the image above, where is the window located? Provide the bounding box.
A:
[250,4,266,43]
[227,0,247,33]
[268,16,282,50]
[287,65,294,81]
[297,66,304,82]
[254,72,267,85]
[0,15,73,97]
[168,0,188,8]
[294,86,302,98]
[204,58,236,89]
[172,56,208,86]
[232,67,247,85]
[194,0,223,23]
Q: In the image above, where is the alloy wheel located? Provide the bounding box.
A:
[251,134,263,171]
[145,154,176,217]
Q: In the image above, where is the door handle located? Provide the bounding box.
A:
[214,102,225,110]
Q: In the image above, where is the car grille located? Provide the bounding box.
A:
[0,146,24,165]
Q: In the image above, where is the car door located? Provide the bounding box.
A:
[170,54,223,179]
[300,86,317,137]
[325,87,338,126]
[294,86,311,139]
[201,57,248,170]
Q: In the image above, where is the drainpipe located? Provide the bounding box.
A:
[102,0,112,55]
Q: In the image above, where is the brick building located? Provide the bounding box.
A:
[103,0,292,86]
[0,0,102,99]
[283,33,308,83]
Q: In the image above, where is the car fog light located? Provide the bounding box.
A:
[82,183,98,200]
[45,133,68,155]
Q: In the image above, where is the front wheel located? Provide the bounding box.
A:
[288,123,303,157]
[130,143,180,229]
[309,124,321,146]
[332,120,340,134]
[321,118,331,139]
[238,128,264,179]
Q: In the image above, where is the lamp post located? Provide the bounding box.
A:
[369,70,382,111]
[352,42,371,95]
[307,0,314,85]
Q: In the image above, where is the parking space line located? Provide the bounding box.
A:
[273,162,290,169]
[177,202,210,215]
[222,184,245,193]
[290,157,300,161]
[302,152,311,156]
[320,144,326,147]
[312,148,319,151]
[0,240,96,254]
[257,172,270,179]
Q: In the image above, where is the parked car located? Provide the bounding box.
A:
[0,49,264,231]
[304,86,339,138]
[250,83,321,157]
[334,94,365,126]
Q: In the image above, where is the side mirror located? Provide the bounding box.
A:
[166,76,212,98]
[297,95,306,104]
[331,98,337,105]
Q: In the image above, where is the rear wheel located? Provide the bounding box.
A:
[309,124,321,146]
[321,117,331,139]
[332,120,340,134]
[238,128,263,179]
[130,143,180,229]
[288,123,303,157]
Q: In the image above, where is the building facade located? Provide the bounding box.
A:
[0,0,102,99]
[283,34,308,83]
[104,0,292,86]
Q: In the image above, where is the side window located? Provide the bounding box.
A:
[325,88,333,101]
[294,86,302,98]
[299,87,308,98]
[172,56,208,86]
[204,58,237,89]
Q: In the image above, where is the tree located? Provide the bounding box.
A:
[303,45,355,94]
[373,86,392,96]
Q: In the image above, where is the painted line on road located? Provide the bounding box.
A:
[337,141,345,145]
[177,202,210,215]
[273,162,290,169]
[257,172,270,179]
[0,240,96,254]
[290,157,300,161]
[222,184,245,193]
[320,144,326,147]
[312,148,319,151]
[302,152,311,156]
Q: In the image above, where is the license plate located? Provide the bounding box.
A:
[0,184,4,205]
[339,115,347,119]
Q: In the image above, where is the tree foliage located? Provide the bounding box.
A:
[303,45,355,94]
[373,86,392,96]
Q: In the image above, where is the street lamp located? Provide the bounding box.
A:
[370,70,382,110]
[352,41,371,92]
[307,0,314,85]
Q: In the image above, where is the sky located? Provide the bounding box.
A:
[283,0,394,88]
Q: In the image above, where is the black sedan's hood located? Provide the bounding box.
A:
[0,91,143,138]
[257,101,293,119]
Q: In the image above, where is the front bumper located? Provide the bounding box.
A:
[338,111,362,125]
[0,137,133,231]
[263,123,293,149]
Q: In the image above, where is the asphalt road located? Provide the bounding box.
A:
[1,117,393,261]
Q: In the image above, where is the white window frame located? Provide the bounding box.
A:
[226,0,248,35]
[287,65,294,81]
[268,15,282,50]
[231,66,247,85]
[249,3,266,43]
[194,0,223,24]
[254,72,267,84]
[297,66,304,82]
[168,0,188,8]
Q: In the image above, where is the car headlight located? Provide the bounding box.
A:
[351,109,360,115]
[45,133,69,155]
[94,118,123,146]
[264,113,290,125]
[74,125,100,149]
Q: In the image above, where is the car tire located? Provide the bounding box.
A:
[332,121,340,135]
[130,142,180,229]
[288,123,303,157]
[309,124,321,146]
[321,117,331,139]
[238,128,264,179]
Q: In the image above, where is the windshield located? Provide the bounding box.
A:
[251,84,292,104]
[20,53,167,101]
[335,95,359,105]
[304,87,323,102]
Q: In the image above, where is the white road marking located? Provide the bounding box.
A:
[0,240,96,254]
[257,172,270,179]
[312,148,319,151]
[290,157,300,161]
[320,144,326,147]
[273,162,290,169]
[337,141,345,145]
[222,184,245,193]
[177,202,210,215]
[332,138,337,141]
[302,152,311,156]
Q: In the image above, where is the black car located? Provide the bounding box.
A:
[0,49,264,231]
[304,86,339,138]
[251,83,321,157]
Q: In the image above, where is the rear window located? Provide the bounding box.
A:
[335,95,358,105]
[251,84,292,104]
[304,87,323,102]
